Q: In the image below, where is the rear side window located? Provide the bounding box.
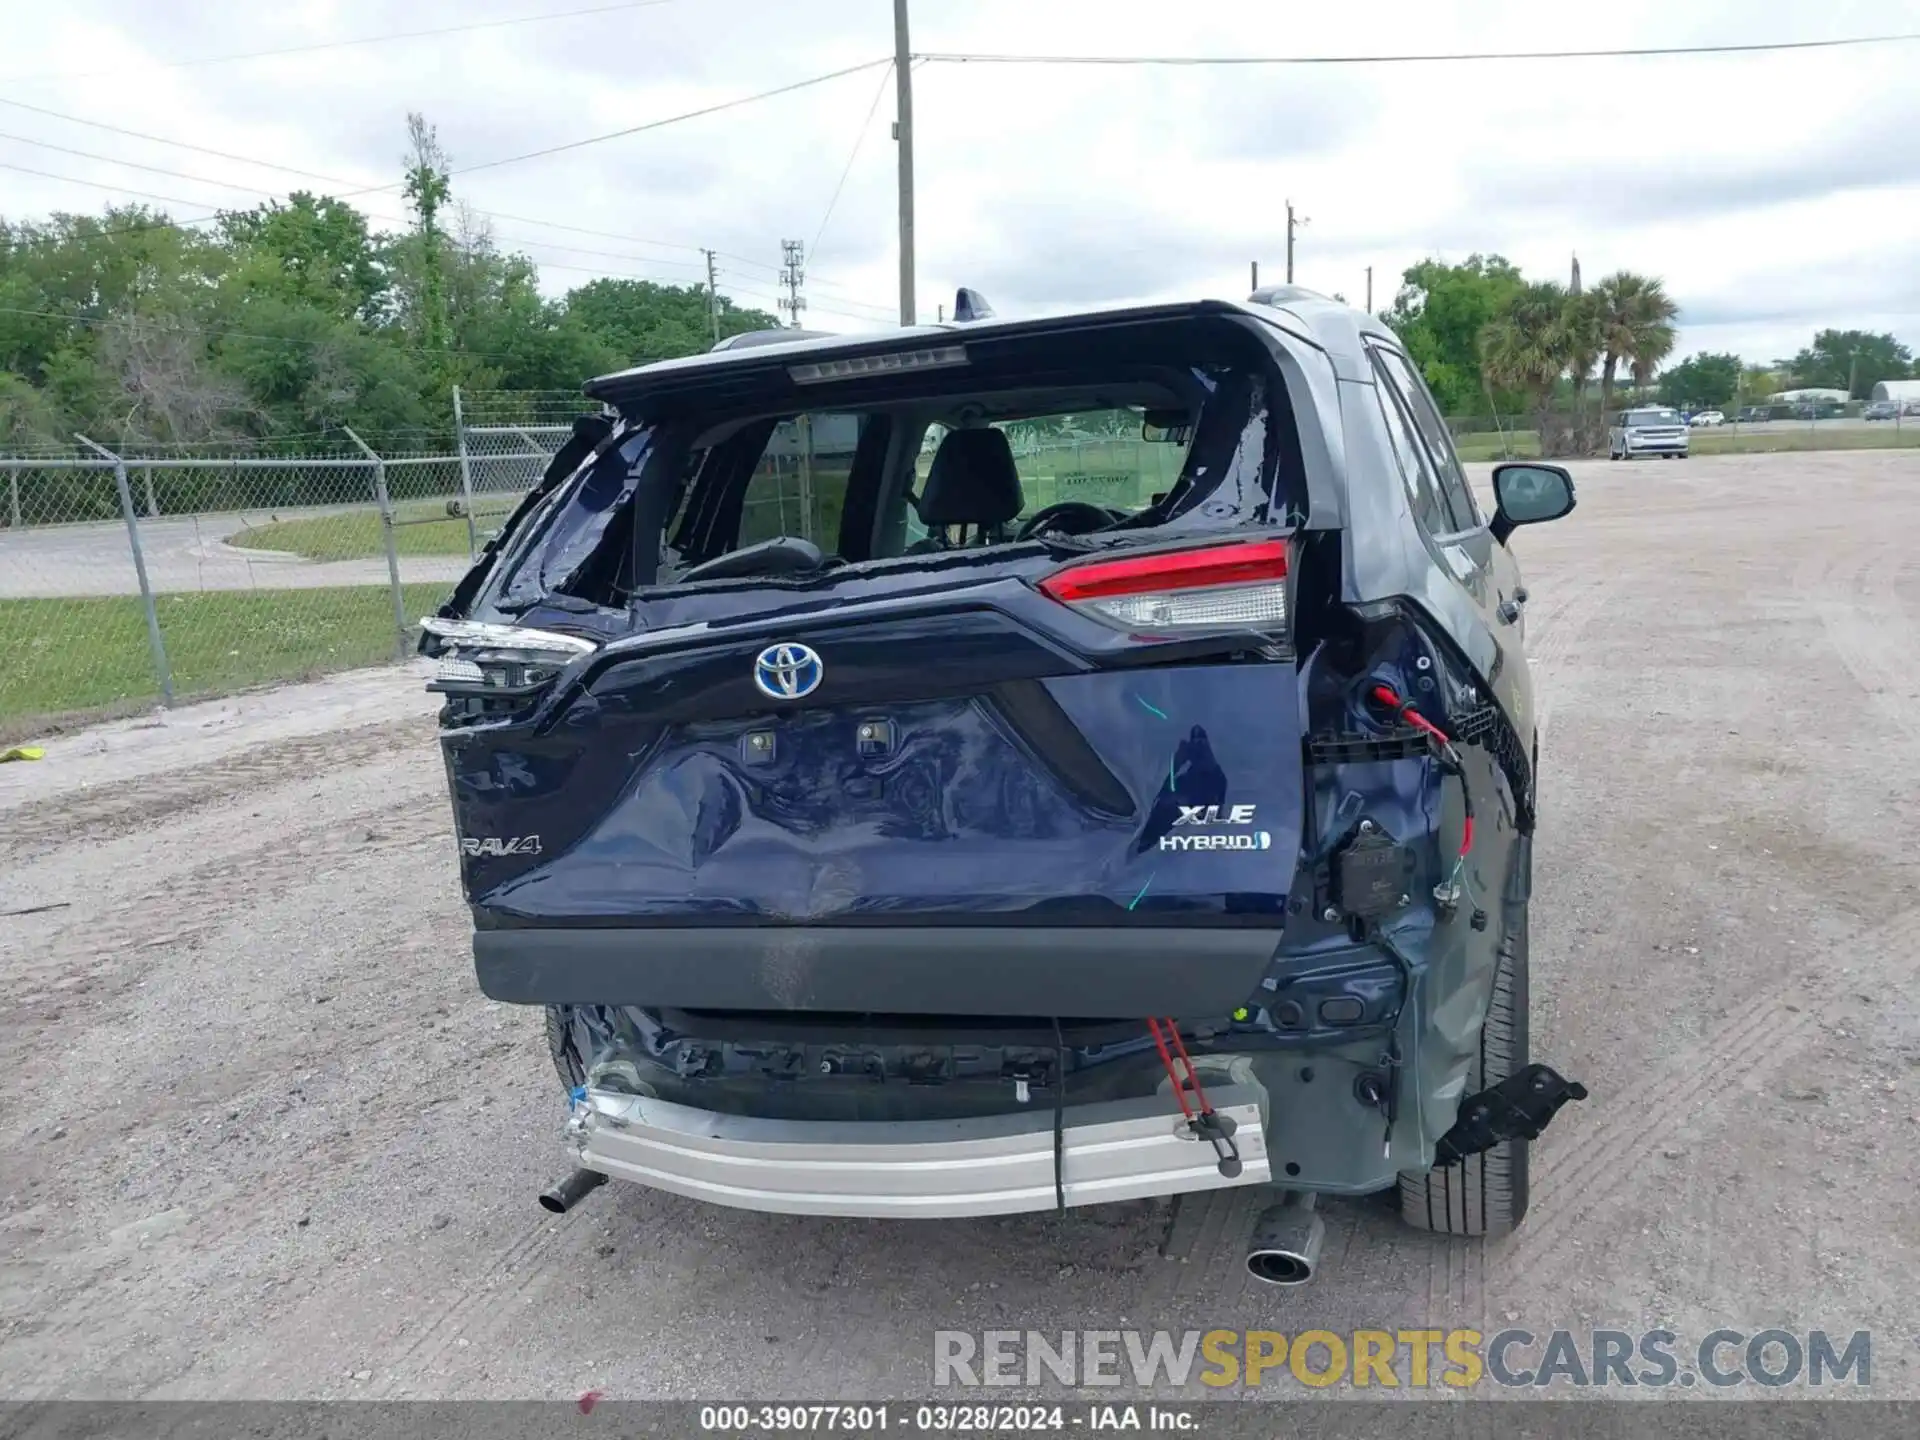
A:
[1369,363,1450,537]
[1374,348,1480,532]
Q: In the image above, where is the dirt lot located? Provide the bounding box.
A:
[2,448,1916,1400]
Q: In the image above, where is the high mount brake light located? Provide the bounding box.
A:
[787,346,968,383]
[1037,539,1292,634]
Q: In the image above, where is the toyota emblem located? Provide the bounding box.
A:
[753,642,824,700]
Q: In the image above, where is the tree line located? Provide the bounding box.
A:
[8,116,1913,465]
[0,114,778,454]
[1382,254,1915,454]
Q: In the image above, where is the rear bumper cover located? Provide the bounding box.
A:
[474,924,1282,1019]
[565,1081,1271,1217]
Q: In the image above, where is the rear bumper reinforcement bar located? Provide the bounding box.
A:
[564,1082,1272,1218]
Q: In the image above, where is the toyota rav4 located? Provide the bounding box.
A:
[420,287,1586,1284]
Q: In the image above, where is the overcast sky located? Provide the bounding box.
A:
[3,0,1918,368]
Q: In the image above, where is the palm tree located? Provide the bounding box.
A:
[1480,281,1571,447]
[1562,290,1604,432]
[1594,271,1679,415]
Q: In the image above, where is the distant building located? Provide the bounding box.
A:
[1869,379,1920,404]
[1771,388,1850,405]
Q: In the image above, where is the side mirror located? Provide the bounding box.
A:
[1489,462,1576,545]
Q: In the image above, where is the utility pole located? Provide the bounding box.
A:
[892,0,915,326]
[1285,201,1307,284]
[1365,265,1372,312]
[702,248,720,342]
[779,239,807,328]
[1250,260,1259,292]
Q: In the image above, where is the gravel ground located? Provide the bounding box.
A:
[1,448,1916,1401]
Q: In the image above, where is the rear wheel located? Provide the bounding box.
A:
[1398,909,1531,1237]
[545,1004,587,1089]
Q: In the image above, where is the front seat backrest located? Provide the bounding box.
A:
[917,428,1025,545]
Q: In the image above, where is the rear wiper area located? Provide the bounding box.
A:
[1022,533,1105,556]
[679,536,828,584]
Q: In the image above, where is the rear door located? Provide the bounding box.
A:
[1368,344,1534,740]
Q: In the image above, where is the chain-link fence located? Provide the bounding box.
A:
[453,386,612,550]
[0,438,483,734]
[0,391,614,733]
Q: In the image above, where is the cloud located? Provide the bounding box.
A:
[1,0,1916,361]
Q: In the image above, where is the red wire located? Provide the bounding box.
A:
[1163,1022,1216,1116]
[1372,683,1473,858]
[1145,1019,1196,1121]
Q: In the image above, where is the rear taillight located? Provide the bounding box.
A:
[420,618,597,721]
[1037,538,1292,633]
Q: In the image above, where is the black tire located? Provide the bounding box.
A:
[545,1004,587,1089]
[1398,910,1531,1237]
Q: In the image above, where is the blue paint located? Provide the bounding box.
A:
[1128,875,1156,911]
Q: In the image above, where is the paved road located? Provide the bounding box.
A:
[2,448,1916,1401]
[0,510,471,599]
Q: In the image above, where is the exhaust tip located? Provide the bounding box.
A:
[1246,1247,1315,1286]
[538,1167,607,1215]
[1246,1197,1325,1287]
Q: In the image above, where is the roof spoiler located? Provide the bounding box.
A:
[709,327,837,352]
[1248,284,1332,308]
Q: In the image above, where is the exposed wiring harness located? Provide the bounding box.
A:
[1370,683,1476,901]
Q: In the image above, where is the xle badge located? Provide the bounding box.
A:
[1174,804,1257,826]
[1162,804,1271,852]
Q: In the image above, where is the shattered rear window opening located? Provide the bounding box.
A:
[474,319,1304,619]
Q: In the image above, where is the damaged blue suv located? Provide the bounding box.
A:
[420,286,1586,1284]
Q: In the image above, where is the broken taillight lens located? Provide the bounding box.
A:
[1036,538,1292,634]
[420,618,597,719]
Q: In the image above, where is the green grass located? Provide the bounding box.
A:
[0,583,449,729]
[227,499,518,562]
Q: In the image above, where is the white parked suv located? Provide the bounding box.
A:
[1609,407,1690,460]
[1688,410,1724,427]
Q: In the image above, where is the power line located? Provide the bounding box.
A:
[449,57,892,176]
[0,160,252,218]
[0,129,356,201]
[0,94,371,190]
[915,32,1920,66]
[0,142,708,273]
[3,156,879,305]
[810,58,895,263]
[720,279,893,325]
[0,88,880,292]
[0,0,678,83]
